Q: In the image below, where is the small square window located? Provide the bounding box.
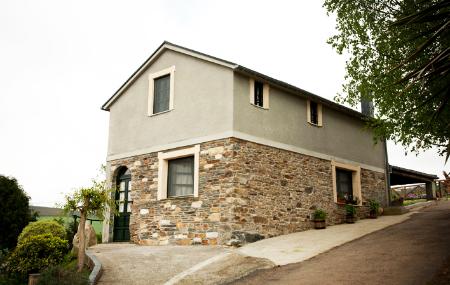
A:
[153,75,170,114]
[254,81,264,107]
[307,100,322,126]
[167,156,194,197]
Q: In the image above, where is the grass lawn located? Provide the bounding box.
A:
[38,216,103,235]
[403,199,427,206]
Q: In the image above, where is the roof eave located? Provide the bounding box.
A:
[101,41,238,111]
[234,66,366,120]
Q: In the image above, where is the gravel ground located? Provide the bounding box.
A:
[230,201,450,285]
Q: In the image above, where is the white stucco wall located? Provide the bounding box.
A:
[107,50,234,158]
[232,73,386,169]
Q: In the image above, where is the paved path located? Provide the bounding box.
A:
[231,201,450,285]
[89,244,229,285]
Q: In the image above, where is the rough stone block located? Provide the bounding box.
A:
[191,201,203,208]
[206,232,219,238]
[208,213,221,222]
[176,239,192,246]
[140,209,149,215]
[159,220,171,226]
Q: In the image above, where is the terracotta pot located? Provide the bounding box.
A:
[28,273,40,285]
[345,215,356,224]
[314,219,326,229]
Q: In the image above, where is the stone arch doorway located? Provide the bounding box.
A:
[113,167,132,242]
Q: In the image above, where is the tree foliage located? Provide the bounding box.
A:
[323,0,450,158]
[17,220,66,245]
[62,167,115,272]
[0,175,34,250]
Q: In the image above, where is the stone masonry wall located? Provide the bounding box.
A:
[108,137,386,245]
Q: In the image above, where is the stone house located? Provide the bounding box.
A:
[101,41,389,245]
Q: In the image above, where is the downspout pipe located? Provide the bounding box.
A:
[384,139,391,206]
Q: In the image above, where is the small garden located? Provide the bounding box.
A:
[0,169,114,285]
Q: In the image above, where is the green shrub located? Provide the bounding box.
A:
[6,234,68,275]
[17,220,66,245]
[36,264,89,285]
[345,204,357,216]
[368,199,380,212]
[313,209,327,220]
[96,233,102,244]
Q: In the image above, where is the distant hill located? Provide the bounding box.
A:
[30,206,64,217]
[30,205,102,221]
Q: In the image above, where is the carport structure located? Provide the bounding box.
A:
[390,165,439,201]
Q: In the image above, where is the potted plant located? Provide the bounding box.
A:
[345,204,357,223]
[368,199,380,219]
[312,209,327,229]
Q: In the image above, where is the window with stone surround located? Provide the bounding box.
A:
[167,156,194,197]
[307,99,323,126]
[331,161,362,205]
[249,78,269,109]
[148,66,175,116]
[157,145,199,200]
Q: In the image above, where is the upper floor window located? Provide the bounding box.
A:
[249,79,269,109]
[310,101,318,124]
[148,66,175,116]
[153,75,170,114]
[254,81,264,107]
[307,99,323,126]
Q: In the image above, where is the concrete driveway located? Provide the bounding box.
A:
[89,243,230,285]
[231,200,450,285]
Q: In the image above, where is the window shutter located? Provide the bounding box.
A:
[249,79,255,105]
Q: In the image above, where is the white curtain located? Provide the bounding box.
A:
[153,75,170,113]
[168,157,194,197]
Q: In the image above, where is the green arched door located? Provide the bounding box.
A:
[113,168,132,242]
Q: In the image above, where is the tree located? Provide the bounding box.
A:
[323,0,450,159]
[0,175,34,250]
[62,170,115,272]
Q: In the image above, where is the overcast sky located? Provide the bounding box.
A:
[1,1,448,207]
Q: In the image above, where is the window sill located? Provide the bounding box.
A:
[307,121,322,127]
[149,109,173,117]
[159,195,197,201]
[335,202,363,207]
[250,103,269,110]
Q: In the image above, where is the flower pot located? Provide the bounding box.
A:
[28,273,40,285]
[314,219,326,229]
[345,215,356,224]
[369,210,378,219]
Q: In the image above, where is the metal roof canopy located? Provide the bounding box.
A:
[390,165,438,186]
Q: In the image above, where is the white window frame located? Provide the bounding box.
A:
[148,66,176,116]
[331,160,362,205]
[249,78,269,109]
[157,145,200,200]
[307,99,323,127]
